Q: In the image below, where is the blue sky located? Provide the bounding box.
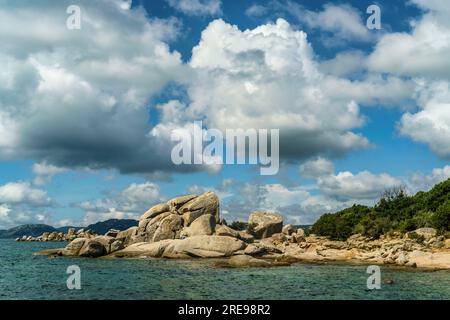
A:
[0,0,449,228]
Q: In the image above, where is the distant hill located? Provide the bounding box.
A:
[86,219,138,235]
[0,219,138,239]
[0,224,56,239]
[312,178,450,240]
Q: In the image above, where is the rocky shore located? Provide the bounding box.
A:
[35,191,450,270]
[17,228,98,242]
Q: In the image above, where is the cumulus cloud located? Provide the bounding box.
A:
[399,81,450,158]
[368,0,450,78]
[77,182,164,225]
[407,165,450,193]
[32,162,68,186]
[0,181,51,206]
[295,3,371,42]
[0,0,191,175]
[318,171,402,201]
[183,18,374,160]
[167,0,222,16]
[299,157,335,179]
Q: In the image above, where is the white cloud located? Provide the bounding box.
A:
[319,51,367,77]
[399,81,450,158]
[77,181,164,225]
[0,181,51,206]
[245,4,268,17]
[299,157,335,179]
[32,162,68,186]
[167,0,222,16]
[408,165,450,193]
[0,0,189,175]
[297,3,371,42]
[368,0,450,77]
[184,18,372,160]
[318,171,402,200]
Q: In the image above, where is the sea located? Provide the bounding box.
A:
[0,239,449,300]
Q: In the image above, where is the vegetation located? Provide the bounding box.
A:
[311,178,450,240]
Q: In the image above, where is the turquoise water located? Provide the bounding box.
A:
[0,239,449,300]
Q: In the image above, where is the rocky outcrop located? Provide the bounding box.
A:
[16,228,96,242]
[248,212,283,239]
[34,192,450,270]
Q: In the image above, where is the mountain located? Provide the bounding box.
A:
[86,219,137,235]
[312,178,450,240]
[0,224,57,239]
[0,219,138,239]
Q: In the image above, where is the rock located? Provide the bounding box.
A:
[271,233,287,244]
[396,251,409,265]
[243,244,266,256]
[223,255,272,268]
[282,224,295,235]
[62,238,87,256]
[248,212,283,239]
[79,240,106,258]
[445,239,450,249]
[296,228,305,237]
[182,214,216,237]
[105,229,120,237]
[237,231,254,243]
[323,241,347,250]
[76,229,85,235]
[179,192,220,224]
[140,203,170,221]
[110,240,125,253]
[215,224,239,238]
[168,195,198,212]
[113,240,174,258]
[116,226,139,245]
[152,214,183,242]
[93,236,116,254]
[163,235,246,258]
[413,228,437,240]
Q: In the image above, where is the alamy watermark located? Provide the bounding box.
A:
[66,265,81,290]
[366,265,381,290]
[66,5,81,30]
[171,121,279,175]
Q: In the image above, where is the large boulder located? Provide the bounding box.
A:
[116,226,139,246]
[163,235,246,258]
[179,192,220,225]
[79,240,106,257]
[412,228,437,240]
[182,214,216,237]
[215,224,239,238]
[112,240,174,258]
[168,195,198,212]
[140,203,170,221]
[62,238,86,256]
[248,212,283,239]
[282,224,295,235]
[152,214,183,242]
[93,236,116,254]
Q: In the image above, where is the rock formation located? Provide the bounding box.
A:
[34,191,450,270]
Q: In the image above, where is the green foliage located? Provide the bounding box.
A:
[311,179,450,240]
[433,200,450,231]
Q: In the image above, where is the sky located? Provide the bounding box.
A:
[0,0,449,229]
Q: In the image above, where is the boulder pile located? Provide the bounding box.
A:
[16,228,97,242]
[35,191,450,269]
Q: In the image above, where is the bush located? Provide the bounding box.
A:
[433,200,450,231]
[311,178,450,240]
